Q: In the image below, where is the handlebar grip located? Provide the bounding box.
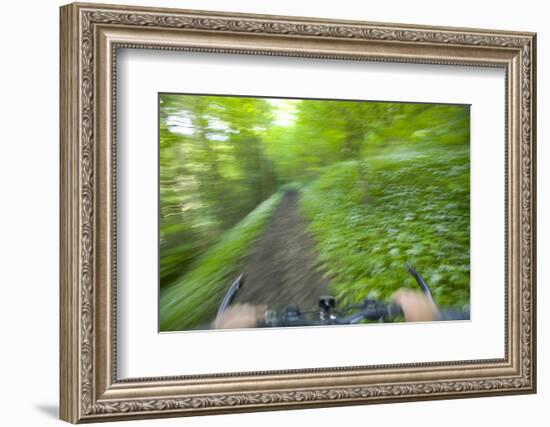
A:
[385,303,404,320]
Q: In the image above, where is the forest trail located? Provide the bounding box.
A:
[233,190,331,310]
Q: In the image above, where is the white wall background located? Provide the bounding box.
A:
[0,0,545,425]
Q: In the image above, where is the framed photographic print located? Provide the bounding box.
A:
[59,2,537,423]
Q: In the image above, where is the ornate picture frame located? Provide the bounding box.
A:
[60,2,536,423]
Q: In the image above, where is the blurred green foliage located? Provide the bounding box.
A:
[159,94,470,331]
[160,193,282,331]
[300,144,470,308]
[160,95,277,287]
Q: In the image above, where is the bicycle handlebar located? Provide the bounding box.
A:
[262,298,403,327]
[215,264,437,328]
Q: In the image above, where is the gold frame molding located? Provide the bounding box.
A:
[60,2,537,423]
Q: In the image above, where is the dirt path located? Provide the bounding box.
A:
[233,189,331,310]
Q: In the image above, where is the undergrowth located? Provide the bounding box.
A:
[300,142,470,308]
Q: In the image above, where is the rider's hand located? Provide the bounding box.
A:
[392,289,439,322]
[213,303,267,329]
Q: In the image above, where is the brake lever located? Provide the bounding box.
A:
[215,274,245,325]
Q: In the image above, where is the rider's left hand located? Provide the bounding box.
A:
[213,303,267,329]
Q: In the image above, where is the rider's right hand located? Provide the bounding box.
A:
[391,289,439,322]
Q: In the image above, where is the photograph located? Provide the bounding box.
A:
[57,2,536,422]
[158,94,471,332]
